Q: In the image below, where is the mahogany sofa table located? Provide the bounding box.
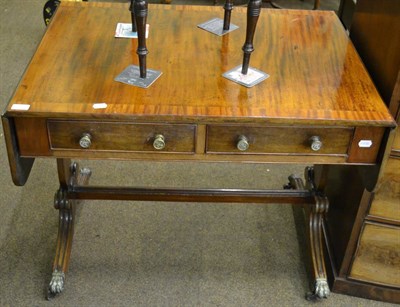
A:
[2,1,396,300]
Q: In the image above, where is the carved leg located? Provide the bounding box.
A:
[47,188,72,298]
[306,193,330,300]
[47,161,91,299]
[287,167,330,300]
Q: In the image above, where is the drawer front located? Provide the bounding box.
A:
[206,125,353,155]
[369,157,400,223]
[48,120,196,153]
[350,223,400,288]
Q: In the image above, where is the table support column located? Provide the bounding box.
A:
[47,159,91,299]
[287,167,330,300]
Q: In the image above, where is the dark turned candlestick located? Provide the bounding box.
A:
[241,0,262,75]
[129,0,137,33]
[133,0,148,78]
[223,0,234,31]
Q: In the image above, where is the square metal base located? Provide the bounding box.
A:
[223,65,269,87]
[115,23,150,38]
[197,18,239,36]
[115,65,162,88]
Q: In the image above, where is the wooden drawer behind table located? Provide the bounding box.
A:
[350,222,400,288]
[368,157,400,223]
[47,120,196,153]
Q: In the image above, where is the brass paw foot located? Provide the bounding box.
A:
[306,278,330,300]
[47,270,65,300]
[314,278,330,298]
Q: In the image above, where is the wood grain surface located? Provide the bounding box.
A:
[5,2,394,127]
[350,222,400,288]
[369,157,400,224]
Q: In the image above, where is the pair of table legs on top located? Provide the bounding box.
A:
[47,158,330,300]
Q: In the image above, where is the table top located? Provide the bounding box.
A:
[5,2,395,127]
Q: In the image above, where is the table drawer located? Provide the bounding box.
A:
[48,120,196,153]
[206,125,353,155]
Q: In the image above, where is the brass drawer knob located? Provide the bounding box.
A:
[237,135,249,151]
[79,133,92,149]
[153,134,166,150]
[310,136,322,151]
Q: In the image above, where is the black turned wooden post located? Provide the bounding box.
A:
[129,0,137,33]
[223,0,234,31]
[133,0,148,78]
[241,0,262,75]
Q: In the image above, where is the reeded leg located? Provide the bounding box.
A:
[306,193,330,300]
[47,161,91,299]
[287,167,330,300]
[47,188,72,298]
